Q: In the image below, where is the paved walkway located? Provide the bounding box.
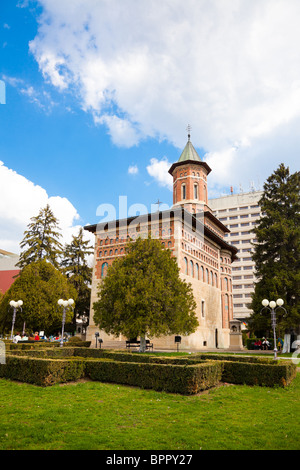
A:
[152,347,296,360]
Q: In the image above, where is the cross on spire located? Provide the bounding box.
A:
[154,199,163,212]
[186,124,192,141]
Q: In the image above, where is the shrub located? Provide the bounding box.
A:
[86,360,223,395]
[221,360,297,387]
[0,355,86,386]
[67,336,83,344]
[0,349,296,391]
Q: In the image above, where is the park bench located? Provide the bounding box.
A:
[126,339,153,351]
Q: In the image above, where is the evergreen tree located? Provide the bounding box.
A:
[17,204,63,270]
[0,259,77,335]
[249,164,300,335]
[60,228,94,332]
[93,237,198,352]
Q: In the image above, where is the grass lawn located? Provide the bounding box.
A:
[0,371,299,450]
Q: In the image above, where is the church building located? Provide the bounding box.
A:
[84,135,238,350]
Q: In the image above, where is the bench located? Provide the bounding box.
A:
[126,339,153,351]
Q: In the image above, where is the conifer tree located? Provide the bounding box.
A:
[60,228,94,331]
[0,259,77,335]
[249,164,300,334]
[93,237,198,352]
[17,205,63,270]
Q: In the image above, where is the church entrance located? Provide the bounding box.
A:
[215,329,218,349]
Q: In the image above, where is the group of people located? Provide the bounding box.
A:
[253,337,284,351]
[13,332,40,343]
[12,332,63,343]
[254,337,270,350]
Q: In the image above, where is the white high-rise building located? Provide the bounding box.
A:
[209,190,263,323]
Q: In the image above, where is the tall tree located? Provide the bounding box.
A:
[17,204,63,270]
[60,228,94,332]
[249,164,300,334]
[93,237,198,352]
[0,259,77,335]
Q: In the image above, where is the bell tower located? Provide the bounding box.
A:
[168,130,212,214]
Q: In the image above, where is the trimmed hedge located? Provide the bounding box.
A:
[86,359,223,395]
[3,340,91,350]
[4,341,61,351]
[0,348,297,391]
[0,355,86,386]
[221,360,297,387]
[191,353,278,364]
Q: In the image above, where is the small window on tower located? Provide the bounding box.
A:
[194,184,198,200]
[182,183,186,200]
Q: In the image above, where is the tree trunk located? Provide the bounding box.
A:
[139,335,146,353]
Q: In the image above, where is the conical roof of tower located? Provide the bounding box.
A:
[168,137,211,175]
[177,139,202,163]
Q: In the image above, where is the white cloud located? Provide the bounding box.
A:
[128,165,139,175]
[95,114,141,148]
[28,0,300,189]
[0,161,89,254]
[146,158,173,190]
[2,75,56,112]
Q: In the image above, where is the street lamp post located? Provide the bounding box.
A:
[9,300,23,340]
[261,298,286,360]
[57,298,74,347]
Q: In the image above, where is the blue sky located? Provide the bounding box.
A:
[1,0,299,253]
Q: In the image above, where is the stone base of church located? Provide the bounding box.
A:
[86,325,231,351]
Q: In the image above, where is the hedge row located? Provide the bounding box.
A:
[86,360,223,395]
[221,360,297,387]
[0,349,297,391]
[3,341,91,350]
[191,353,278,364]
[0,355,86,386]
[0,353,222,394]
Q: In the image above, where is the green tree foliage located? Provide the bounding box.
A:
[60,228,94,330]
[0,260,77,335]
[17,204,63,270]
[249,164,300,334]
[93,237,199,351]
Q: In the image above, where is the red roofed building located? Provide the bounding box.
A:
[0,249,20,294]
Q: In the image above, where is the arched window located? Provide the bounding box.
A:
[224,294,229,313]
[201,266,204,281]
[184,257,188,275]
[101,262,108,279]
[210,271,213,285]
[195,263,199,280]
[190,260,194,277]
[215,273,218,288]
[201,300,205,318]
[224,277,228,291]
[206,268,209,283]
